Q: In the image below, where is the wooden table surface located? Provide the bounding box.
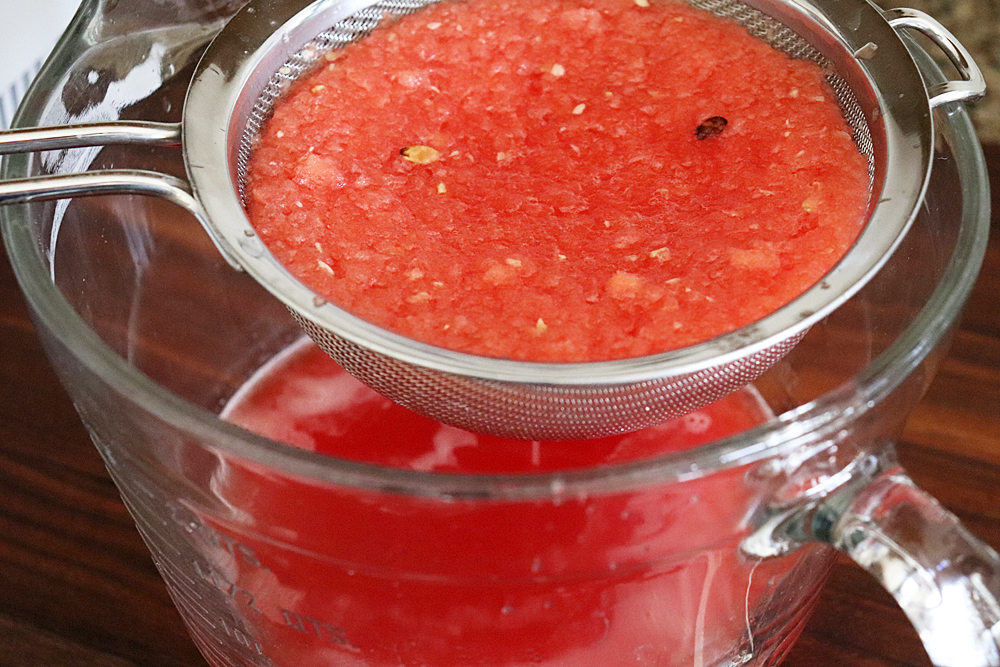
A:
[1,145,999,667]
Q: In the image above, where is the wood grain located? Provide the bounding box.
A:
[1,145,999,667]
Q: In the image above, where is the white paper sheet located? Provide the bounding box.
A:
[0,1,80,128]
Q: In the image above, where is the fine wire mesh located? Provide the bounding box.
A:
[292,311,806,440]
[233,0,878,440]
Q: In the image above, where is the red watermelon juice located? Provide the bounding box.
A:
[192,338,828,667]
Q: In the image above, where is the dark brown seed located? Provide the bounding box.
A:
[696,116,728,140]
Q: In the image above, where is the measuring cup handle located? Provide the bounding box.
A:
[0,121,243,270]
[885,7,987,108]
[831,462,1000,666]
[745,446,1000,666]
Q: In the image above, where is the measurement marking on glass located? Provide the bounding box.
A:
[282,609,359,651]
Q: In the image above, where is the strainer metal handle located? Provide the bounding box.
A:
[883,7,986,107]
[0,120,242,269]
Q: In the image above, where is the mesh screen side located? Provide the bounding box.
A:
[294,309,802,440]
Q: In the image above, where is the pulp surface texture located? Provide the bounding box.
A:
[246,0,870,362]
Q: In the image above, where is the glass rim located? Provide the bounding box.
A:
[1,42,990,501]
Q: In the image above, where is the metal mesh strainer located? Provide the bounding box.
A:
[0,0,985,440]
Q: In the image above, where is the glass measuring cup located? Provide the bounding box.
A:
[2,1,998,665]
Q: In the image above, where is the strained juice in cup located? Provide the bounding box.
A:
[200,338,822,667]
